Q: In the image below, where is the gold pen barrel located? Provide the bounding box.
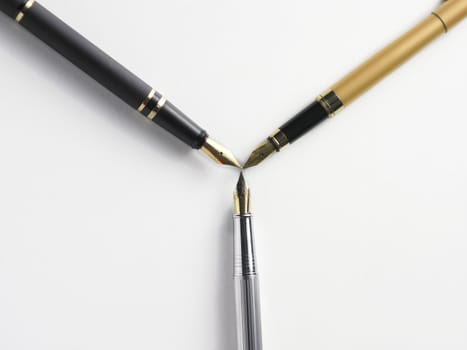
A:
[245,1,466,169]
[328,0,467,107]
[435,0,467,29]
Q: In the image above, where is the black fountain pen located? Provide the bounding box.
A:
[244,0,466,168]
[0,0,240,168]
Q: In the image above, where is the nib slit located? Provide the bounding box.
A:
[243,139,276,169]
[234,172,250,214]
[201,137,241,168]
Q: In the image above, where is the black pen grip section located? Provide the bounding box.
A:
[0,0,27,18]
[19,3,150,109]
[280,101,329,143]
[155,101,207,149]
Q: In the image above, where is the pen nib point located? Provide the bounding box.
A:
[243,140,276,169]
[237,172,248,195]
[201,137,241,168]
[234,172,250,214]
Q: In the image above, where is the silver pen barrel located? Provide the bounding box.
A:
[233,173,263,350]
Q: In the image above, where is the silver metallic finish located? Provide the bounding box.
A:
[233,214,262,350]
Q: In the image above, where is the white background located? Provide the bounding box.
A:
[0,0,466,348]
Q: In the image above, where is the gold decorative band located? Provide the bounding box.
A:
[137,88,156,112]
[233,190,251,215]
[147,96,167,120]
[431,12,448,33]
[268,129,289,151]
[432,0,467,33]
[317,90,344,117]
[16,0,35,23]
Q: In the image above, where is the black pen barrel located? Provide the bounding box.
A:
[22,2,150,109]
[0,0,24,18]
[1,0,208,149]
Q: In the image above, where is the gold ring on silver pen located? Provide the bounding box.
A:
[147,96,167,120]
[137,88,156,113]
[16,0,36,23]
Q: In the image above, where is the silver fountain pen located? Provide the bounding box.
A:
[233,173,263,350]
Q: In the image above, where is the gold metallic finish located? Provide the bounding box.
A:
[268,135,281,150]
[331,15,445,105]
[433,0,467,31]
[233,192,241,215]
[15,12,24,22]
[242,129,289,169]
[137,88,156,112]
[269,129,289,151]
[244,1,466,170]
[243,139,276,169]
[15,0,35,23]
[431,12,449,33]
[147,96,167,120]
[317,90,344,117]
[233,190,251,215]
[234,173,251,215]
[201,137,241,168]
[329,0,467,106]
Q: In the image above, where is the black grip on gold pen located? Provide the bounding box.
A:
[1,0,208,149]
[279,102,329,144]
[244,0,467,169]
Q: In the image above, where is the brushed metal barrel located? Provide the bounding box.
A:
[233,215,263,350]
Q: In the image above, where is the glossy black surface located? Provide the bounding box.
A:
[0,0,26,19]
[156,101,207,149]
[280,101,329,143]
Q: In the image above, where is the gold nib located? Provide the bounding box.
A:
[234,172,251,215]
[243,139,277,169]
[201,137,241,168]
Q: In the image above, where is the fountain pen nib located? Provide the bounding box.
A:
[243,139,276,169]
[236,172,248,196]
[234,172,251,215]
[201,137,241,168]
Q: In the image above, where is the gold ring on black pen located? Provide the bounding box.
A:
[16,0,35,23]
[137,88,156,113]
[148,96,167,120]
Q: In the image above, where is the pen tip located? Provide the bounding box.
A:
[234,172,250,214]
[237,172,248,194]
[201,137,242,168]
[243,139,276,169]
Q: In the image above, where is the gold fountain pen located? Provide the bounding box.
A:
[245,0,467,168]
